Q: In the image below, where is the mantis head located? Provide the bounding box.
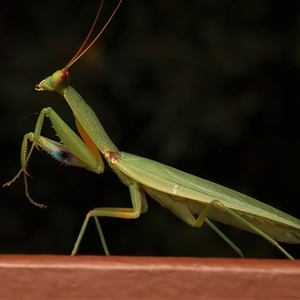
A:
[35,0,121,95]
[35,69,70,94]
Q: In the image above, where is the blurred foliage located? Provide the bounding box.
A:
[1,0,300,259]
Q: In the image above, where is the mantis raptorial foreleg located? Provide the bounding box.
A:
[4,107,104,188]
[3,107,110,254]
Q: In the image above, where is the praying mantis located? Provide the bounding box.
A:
[3,0,300,259]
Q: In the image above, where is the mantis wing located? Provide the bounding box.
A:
[112,151,300,238]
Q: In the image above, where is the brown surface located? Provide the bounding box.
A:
[0,255,299,299]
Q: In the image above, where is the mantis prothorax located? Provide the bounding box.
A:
[3,0,300,259]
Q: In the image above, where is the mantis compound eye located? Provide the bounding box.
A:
[50,69,70,90]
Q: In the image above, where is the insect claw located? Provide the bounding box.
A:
[31,200,47,209]
[24,169,33,178]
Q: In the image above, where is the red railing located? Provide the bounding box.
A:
[0,255,299,299]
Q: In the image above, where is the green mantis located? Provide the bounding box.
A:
[3,0,300,259]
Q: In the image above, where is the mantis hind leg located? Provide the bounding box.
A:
[144,188,243,257]
[193,200,294,260]
[145,187,294,259]
[204,219,244,258]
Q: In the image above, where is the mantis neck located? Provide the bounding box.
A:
[64,85,119,154]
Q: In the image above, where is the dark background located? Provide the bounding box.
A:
[1,0,300,259]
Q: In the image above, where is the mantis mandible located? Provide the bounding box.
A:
[3,0,300,259]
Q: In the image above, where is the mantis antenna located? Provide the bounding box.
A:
[64,0,122,70]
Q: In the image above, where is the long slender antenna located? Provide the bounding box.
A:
[64,0,122,70]
[64,0,105,69]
